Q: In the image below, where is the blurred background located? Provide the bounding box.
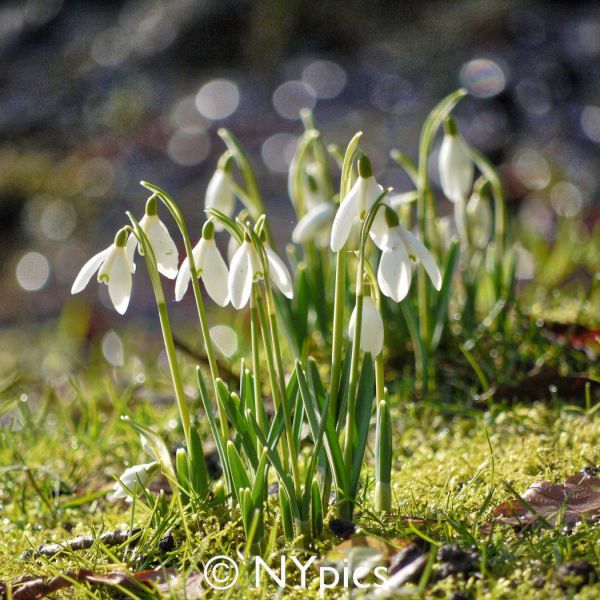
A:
[1,0,599,376]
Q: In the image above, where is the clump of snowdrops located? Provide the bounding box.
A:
[72,89,511,550]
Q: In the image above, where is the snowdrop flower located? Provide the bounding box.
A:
[330,154,384,252]
[348,295,384,357]
[175,220,229,306]
[376,207,442,302]
[438,116,474,204]
[466,188,492,249]
[71,228,134,315]
[205,154,235,230]
[126,195,179,279]
[111,461,159,502]
[292,202,336,247]
[228,234,293,309]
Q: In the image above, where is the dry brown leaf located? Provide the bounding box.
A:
[487,472,600,531]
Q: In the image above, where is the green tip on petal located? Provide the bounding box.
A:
[114,227,128,247]
[307,173,318,192]
[384,206,400,228]
[443,115,458,136]
[202,219,215,240]
[358,153,372,179]
[145,194,158,216]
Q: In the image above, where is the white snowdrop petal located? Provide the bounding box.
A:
[144,216,179,279]
[200,240,230,306]
[71,247,111,294]
[228,242,253,309]
[205,170,235,230]
[125,233,137,273]
[331,180,360,251]
[174,256,191,301]
[369,200,393,250]
[112,462,158,500]
[349,297,384,356]
[378,245,412,302]
[266,248,294,299]
[439,134,474,203]
[402,227,442,291]
[292,202,335,244]
[107,248,133,314]
[363,176,385,213]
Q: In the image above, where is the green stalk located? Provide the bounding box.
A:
[415,90,467,368]
[375,398,392,513]
[139,182,229,442]
[250,287,264,452]
[126,216,190,447]
[329,131,362,416]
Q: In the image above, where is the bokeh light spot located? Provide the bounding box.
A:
[302,60,347,99]
[167,130,210,166]
[102,330,124,367]
[272,81,316,120]
[581,106,600,143]
[550,181,583,217]
[41,198,76,241]
[16,252,50,291]
[513,149,551,190]
[210,325,238,358]
[460,58,506,98]
[261,133,297,173]
[195,79,240,120]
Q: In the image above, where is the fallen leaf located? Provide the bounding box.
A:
[487,472,600,531]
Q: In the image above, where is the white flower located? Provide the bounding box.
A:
[292,202,336,247]
[330,155,384,252]
[466,190,492,249]
[175,221,229,306]
[205,159,235,230]
[111,461,159,501]
[228,239,293,309]
[375,207,442,302]
[71,228,134,315]
[348,296,384,357]
[126,196,179,279]
[438,117,474,204]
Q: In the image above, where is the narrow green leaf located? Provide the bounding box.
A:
[188,426,209,497]
[431,239,460,349]
[311,479,323,538]
[226,441,251,505]
[350,353,375,497]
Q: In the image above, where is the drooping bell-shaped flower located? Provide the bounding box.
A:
[175,220,229,306]
[348,295,384,357]
[228,234,293,309]
[205,154,235,230]
[71,228,134,315]
[111,461,159,502]
[330,154,384,252]
[126,195,179,279]
[438,116,474,204]
[466,187,492,249]
[375,207,442,303]
[292,201,336,247]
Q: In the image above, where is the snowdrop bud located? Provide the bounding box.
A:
[467,183,492,249]
[111,461,159,501]
[205,155,235,229]
[439,116,474,204]
[348,295,384,357]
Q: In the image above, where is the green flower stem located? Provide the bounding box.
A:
[255,290,291,474]
[264,284,302,494]
[413,90,467,390]
[139,182,229,443]
[340,262,365,519]
[250,286,265,445]
[217,128,274,247]
[126,215,190,448]
[329,131,362,418]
